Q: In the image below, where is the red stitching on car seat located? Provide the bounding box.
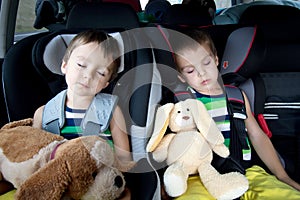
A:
[235,25,257,73]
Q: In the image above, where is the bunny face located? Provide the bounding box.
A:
[169,101,197,132]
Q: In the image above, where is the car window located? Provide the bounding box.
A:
[140,0,231,10]
[15,0,36,34]
[15,0,46,41]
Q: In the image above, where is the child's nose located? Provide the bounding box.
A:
[195,66,206,76]
[83,69,94,79]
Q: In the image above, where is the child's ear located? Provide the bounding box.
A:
[104,81,109,88]
[177,75,186,83]
[61,61,67,74]
[215,56,219,66]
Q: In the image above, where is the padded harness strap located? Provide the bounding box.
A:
[43,90,118,135]
[225,85,252,168]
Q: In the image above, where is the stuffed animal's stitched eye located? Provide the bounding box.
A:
[177,111,181,113]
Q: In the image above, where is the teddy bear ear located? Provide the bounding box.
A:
[15,156,70,200]
[146,103,174,152]
[187,99,224,145]
[90,139,115,168]
[1,118,33,130]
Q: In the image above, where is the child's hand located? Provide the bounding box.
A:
[279,176,300,191]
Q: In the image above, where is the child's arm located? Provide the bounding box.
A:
[110,106,132,162]
[32,105,44,129]
[243,91,300,191]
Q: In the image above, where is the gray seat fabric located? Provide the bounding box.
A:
[214,0,300,25]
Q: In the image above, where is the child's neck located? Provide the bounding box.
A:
[66,94,94,110]
[194,86,224,96]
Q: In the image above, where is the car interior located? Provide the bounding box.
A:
[1,0,300,199]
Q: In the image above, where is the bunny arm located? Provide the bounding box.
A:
[152,133,176,162]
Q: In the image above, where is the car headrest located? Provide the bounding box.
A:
[66,2,140,30]
[239,5,300,25]
[32,30,125,95]
[145,0,171,23]
[161,4,213,27]
[103,0,142,12]
[220,26,262,84]
[220,24,300,85]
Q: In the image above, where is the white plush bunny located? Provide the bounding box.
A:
[147,99,248,199]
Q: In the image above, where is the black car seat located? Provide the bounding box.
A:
[2,31,51,122]
[238,4,300,26]
[102,0,142,12]
[65,2,140,30]
[213,0,300,25]
[161,4,213,27]
[220,24,300,183]
[32,2,162,199]
[144,0,171,23]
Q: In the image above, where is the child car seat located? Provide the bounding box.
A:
[220,24,300,182]
[32,2,163,199]
[2,32,51,122]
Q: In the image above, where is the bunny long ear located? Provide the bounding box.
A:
[187,99,225,146]
[146,103,174,152]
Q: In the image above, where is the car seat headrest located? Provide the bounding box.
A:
[66,2,140,30]
[103,0,142,12]
[220,24,300,85]
[239,5,300,25]
[44,32,124,75]
[32,31,125,95]
[220,26,263,84]
[161,4,213,27]
[145,0,171,23]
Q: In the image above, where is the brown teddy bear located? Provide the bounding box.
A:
[146,99,249,199]
[0,118,134,200]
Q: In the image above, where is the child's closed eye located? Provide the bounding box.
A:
[202,56,212,66]
[77,63,86,68]
[97,71,105,76]
[183,66,195,74]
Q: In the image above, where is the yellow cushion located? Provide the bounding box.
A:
[174,175,215,200]
[241,165,300,200]
[0,190,15,200]
[174,165,300,200]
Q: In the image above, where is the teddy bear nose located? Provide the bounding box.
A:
[114,175,124,188]
[182,116,190,120]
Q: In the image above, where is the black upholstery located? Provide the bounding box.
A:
[66,2,140,30]
[2,32,51,122]
[161,4,213,27]
[103,0,142,12]
[239,5,300,25]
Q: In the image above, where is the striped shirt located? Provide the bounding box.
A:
[61,106,113,147]
[188,87,252,162]
[188,87,231,147]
